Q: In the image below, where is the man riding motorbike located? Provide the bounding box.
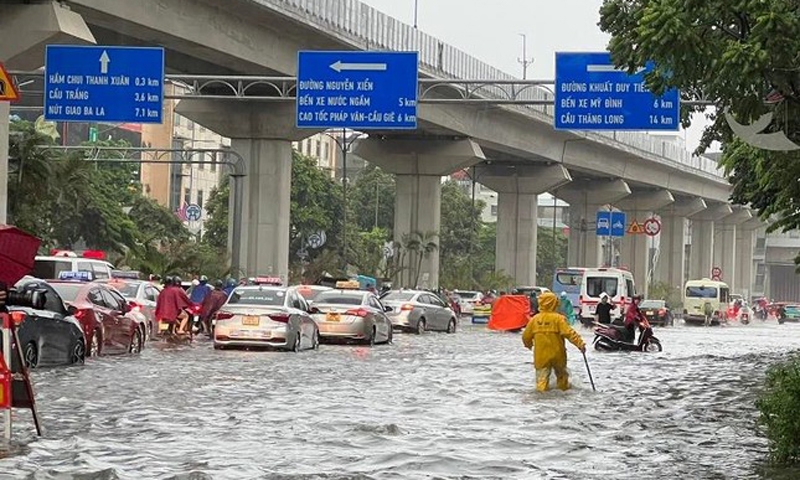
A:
[622,294,647,343]
[201,280,229,335]
[155,275,192,336]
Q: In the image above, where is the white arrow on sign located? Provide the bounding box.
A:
[329,61,387,73]
[99,50,111,74]
[586,64,645,74]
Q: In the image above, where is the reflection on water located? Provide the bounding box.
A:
[1,322,800,479]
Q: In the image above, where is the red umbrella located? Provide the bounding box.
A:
[0,225,41,286]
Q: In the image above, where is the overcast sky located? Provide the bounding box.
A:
[360,0,710,152]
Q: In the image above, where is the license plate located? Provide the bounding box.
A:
[646,311,654,316]
[326,313,341,322]
[242,316,260,326]
[159,323,169,332]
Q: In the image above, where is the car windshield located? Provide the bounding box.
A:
[32,259,73,280]
[314,291,364,305]
[640,300,665,309]
[686,286,718,298]
[586,277,618,297]
[108,282,139,298]
[227,288,286,306]
[50,283,84,303]
[785,305,800,312]
[382,291,416,302]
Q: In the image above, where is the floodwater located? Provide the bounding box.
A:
[1,321,800,479]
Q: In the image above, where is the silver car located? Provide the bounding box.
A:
[309,289,393,345]
[381,290,458,334]
[453,290,483,315]
[213,286,320,351]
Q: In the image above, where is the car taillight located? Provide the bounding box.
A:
[73,309,87,320]
[215,311,234,320]
[346,308,369,317]
[400,304,415,311]
[10,311,25,325]
[268,313,290,323]
[128,301,142,313]
[658,309,666,316]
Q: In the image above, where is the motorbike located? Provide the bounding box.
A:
[593,317,663,352]
[188,303,206,335]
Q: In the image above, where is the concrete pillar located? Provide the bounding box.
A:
[615,190,675,293]
[736,216,763,298]
[477,164,572,285]
[714,207,753,291]
[354,137,485,289]
[0,1,95,224]
[176,101,313,280]
[689,203,733,279]
[655,198,707,289]
[558,179,631,268]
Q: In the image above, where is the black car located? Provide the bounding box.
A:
[640,299,674,327]
[2,278,86,368]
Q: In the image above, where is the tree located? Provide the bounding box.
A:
[536,228,568,288]
[438,180,485,287]
[599,0,800,258]
[347,164,395,234]
[203,176,230,250]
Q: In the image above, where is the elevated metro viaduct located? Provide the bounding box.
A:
[1,0,761,294]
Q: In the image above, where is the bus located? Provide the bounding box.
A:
[552,268,585,316]
[683,279,730,325]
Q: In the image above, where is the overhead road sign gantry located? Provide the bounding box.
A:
[44,45,165,123]
[554,52,680,131]
[296,51,419,130]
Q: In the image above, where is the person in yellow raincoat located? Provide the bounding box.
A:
[522,291,586,392]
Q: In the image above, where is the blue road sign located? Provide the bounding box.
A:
[45,45,164,123]
[185,204,202,222]
[296,51,418,129]
[596,211,627,237]
[555,52,679,131]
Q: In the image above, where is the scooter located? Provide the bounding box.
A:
[593,317,663,352]
[188,304,205,335]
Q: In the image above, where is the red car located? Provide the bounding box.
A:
[50,280,147,357]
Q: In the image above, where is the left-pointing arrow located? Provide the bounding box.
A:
[330,60,387,73]
[99,50,110,74]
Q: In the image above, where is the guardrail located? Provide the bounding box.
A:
[261,0,725,180]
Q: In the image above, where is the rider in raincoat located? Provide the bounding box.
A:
[522,292,586,392]
[559,291,576,325]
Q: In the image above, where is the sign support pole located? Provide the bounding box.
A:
[1,314,11,441]
[607,205,613,267]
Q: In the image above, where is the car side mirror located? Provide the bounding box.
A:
[67,305,78,316]
[308,306,320,314]
[384,305,393,313]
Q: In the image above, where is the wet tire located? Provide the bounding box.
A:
[312,329,320,350]
[71,339,86,365]
[645,339,663,352]
[292,333,301,352]
[89,330,102,357]
[416,318,426,335]
[129,328,143,354]
[24,342,39,368]
[446,318,457,334]
[387,326,393,344]
[367,327,377,346]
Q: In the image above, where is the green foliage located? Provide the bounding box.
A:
[203,176,230,250]
[537,228,568,288]
[648,281,683,309]
[438,181,485,288]
[347,164,395,234]
[756,355,800,464]
[349,227,390,279]
[599,0,800,260]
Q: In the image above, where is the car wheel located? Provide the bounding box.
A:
[312,328,320,350]
[416,318,426,335]
[213,344,225,351]
[446,318,457,334]
[387,325,393,344]
[292,333,302,352]
[146,322,153,341]
[129,328,143,354]
[24,342,39,368]
[368,327,376,346]
[71,339,86,364]
[89,330,102,357]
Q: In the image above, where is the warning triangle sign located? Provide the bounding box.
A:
[0,62,20,102]
[627,221,644,234]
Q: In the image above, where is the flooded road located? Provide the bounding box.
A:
[1,322,800,479]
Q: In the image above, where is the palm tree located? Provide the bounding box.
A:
[398,231,438,288]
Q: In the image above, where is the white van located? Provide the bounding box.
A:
[683,279,730,325]
[579,268,636,322]
[32,254,115,280]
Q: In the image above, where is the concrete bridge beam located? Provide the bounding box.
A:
[689,204,733,280]
[176,100,313,280]
[714,207,754,291]
[558,179,631,268]
[477,164,571,286]
[354,137,485,289]
[654,198,707,290]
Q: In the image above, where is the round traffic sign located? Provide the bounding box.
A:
[712,274,722,281]
[306,230,327,249]
[185,204,202,222]
[711,267,722,278]
[643,217,662,237]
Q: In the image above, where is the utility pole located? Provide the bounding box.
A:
[517,33,534,80]
[413,0,419,29]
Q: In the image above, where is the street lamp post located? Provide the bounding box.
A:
[518,33,534,80]
[413,0,419,29]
